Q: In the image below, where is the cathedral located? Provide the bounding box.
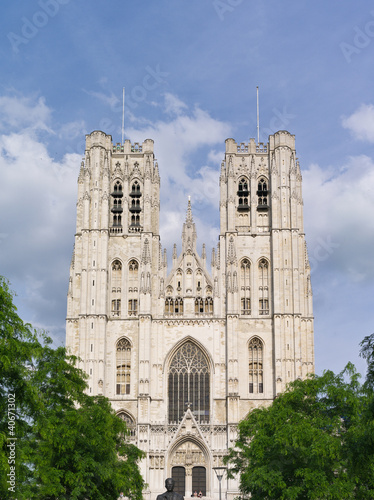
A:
[66,129,314,499]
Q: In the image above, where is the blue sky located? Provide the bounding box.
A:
[0,0,373,378]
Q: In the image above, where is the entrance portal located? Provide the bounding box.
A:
[171,466,186,496]
[192,466,206,496]
[170,441,208,497]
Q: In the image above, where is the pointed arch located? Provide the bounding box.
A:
[240,257,251,315]
[248,336,264,394]
[163,337,215,375]
[111,180,124,228]
[116,337,131,395]
[127,259,139,316]
[129,180,142,230]
[257,176,269,209]
[168,436,212,498]
[130,179,142,194]
[111,259,122,290]
[112,179,123,193]
[116,410,136,438]
[167,340,211,424]
[258,258,269,315]
[237,176,250,211]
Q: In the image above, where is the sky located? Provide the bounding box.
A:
[0,0,373,378]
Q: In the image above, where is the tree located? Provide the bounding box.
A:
[25,395,145,499]
[360,333,374,389]
[224,365,373,500]
[0,276,145,499]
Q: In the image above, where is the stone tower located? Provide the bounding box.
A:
[66,129,314,500]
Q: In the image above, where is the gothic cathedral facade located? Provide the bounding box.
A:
[66,129,314,499]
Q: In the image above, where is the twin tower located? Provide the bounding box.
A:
[66,130,314,499]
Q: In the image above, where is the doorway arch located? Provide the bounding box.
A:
[169,439,210,497]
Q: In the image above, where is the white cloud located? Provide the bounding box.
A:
[84,89,121,112]
[207,149,225,164]
[58,120,87,140]
[303,154,374,282]
[0,93,230,343]
[164,93,188,115]
[342,104,374,142]
[125,94,231,254]
[0,121,80,341]
[0,95,53,134]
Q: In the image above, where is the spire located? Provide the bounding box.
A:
[154,161,160,183]
[163,248,167,268]
[186,196,193,224]
[220,160,226,182]
[211,247,216,268]
[182,198,197,253]
[172,243,177,265]
[202,243,206,267]
[78,160,85,183]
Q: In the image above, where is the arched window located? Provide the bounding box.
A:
[249,337,263,394]
[237,177,249,211]
[165,298,183,315]
[168,342,210,423]
[195,297,213,315]
[129,181,142,230]
[111,181,123,229]
[113,214,122,227]
[205,297,213,314]
[129,260,138,278]
[176,269,182,292]
[117,411,136,438]
[111,299,121,317]
[111,260,122,292]
[195,298,204,314]
[130,181,141,195]
[259,259,269,315]
[116,338,131,395]
[165,298,173,314]
[174,298,183,314]
[113,181,123,194]
[257,177,268,209]
[128,260,138,316]
[240,259,251,315]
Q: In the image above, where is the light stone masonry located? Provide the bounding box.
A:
[66,129,314,500]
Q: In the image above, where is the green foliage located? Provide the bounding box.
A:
[0,277,145,499]
[360,333,374,389]
[225,365,374,499]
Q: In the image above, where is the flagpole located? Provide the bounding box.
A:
[257,86,259,144]
[121,87,125,144]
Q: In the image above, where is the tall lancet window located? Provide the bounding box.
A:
[259,259,269,315]
[237,177,249,211]
[111,260,122,292]
[240,259,251,315]
[117,411,136,439]
[249,337,263,394]
[111,180,123,228]
[128,260,139,316]
[129,180,142,231]
[257,177,269,210]
[116,338,131,395]
[168,342,210,424]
